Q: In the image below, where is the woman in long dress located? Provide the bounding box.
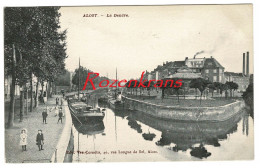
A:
[20,128,27,151]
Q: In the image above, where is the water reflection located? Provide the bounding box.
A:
[70,99,253,162]
[130,110,244,159]
[73,120,105,136]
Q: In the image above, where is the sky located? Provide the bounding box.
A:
[59,5,253,80]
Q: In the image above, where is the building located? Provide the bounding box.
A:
[148,56,225,84]
[224,52,251,92]
[201,57,225,83]
[224,72,249,92]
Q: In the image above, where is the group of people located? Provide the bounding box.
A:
[42,98,65,124]
[20,96,66,152]
[56,97,63,106]
[20,129,44,152]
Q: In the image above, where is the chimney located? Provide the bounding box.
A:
[246,51,249,76]
[243,53,245,76]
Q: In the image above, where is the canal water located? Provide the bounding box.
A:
[71,101,254,162]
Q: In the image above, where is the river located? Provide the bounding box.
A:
[71,100,254,162]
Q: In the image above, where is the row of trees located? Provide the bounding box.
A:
[125,78,239,105]
[4,7,67,128]
[72,66,111,91]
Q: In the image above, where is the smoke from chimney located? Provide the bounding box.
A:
[193,50,204,59]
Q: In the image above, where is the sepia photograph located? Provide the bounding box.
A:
[3,4,254,164]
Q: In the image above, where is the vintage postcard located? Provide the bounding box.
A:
[4,4,254,163]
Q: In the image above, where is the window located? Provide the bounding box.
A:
[219,75,222,82]
[219,69,222,73]
[213,76,217,82]
[205,69,209,73]
[213,69,217,73]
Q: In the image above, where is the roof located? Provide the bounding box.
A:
[203,57,224,69]
[185,58,205,69]
[166,67,202,79]
[224,72,245,77]
[167,72,202,79]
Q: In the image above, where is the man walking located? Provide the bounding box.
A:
[57,107,63,123]
[36,130,44,151]
[42,107,48,124]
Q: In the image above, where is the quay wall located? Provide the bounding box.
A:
[50,101,73,163]
[122,96,245,122]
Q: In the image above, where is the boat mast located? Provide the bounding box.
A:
[115,67,118,99]
[78,57,80,100]
[107,72,109,93]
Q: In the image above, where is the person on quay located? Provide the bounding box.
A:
[61,98,63,106]
[57,107,63,124]
[42,106,48,124]
[56,97,59,106]
[36,130,44,151]
[20,128,27,152]
[54,106,59,117]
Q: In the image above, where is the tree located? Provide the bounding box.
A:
[5,7,67,127]
[143,81,155,97]
[54,70,71,86]
[242,83,253,113]
[72,66,111,91]
[190,78,210,105]
[207,83,215,97]
[219,83,229,98]
[226,81,239,97]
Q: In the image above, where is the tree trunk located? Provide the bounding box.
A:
[177,91,180,103]
[19,86,24,122]
[183,88,186,99]
[46,81,48,101]
[35,80,39,107]
[162,88,164,99]
[26,88,28,115]
[8,44,16,128]
[30,73,33,112]
[49,82,52,98]
[200,92,202,105]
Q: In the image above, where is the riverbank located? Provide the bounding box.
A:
[5,96,66,163]
[122,96,245,122]
[124,95,238,107]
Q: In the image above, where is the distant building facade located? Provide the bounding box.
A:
[145,56,225,84]
[224,72,250,92]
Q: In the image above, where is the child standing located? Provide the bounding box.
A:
[20,128,27,151]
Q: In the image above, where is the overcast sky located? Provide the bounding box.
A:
[59,5,253,80]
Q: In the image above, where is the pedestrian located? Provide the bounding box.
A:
[20,128,27,152]
[61,98,63,106]
[56,97,59,106]
[42,106,48,124]
[57,107,63,123]
[36,130,44,151]
[54,106,59,117]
